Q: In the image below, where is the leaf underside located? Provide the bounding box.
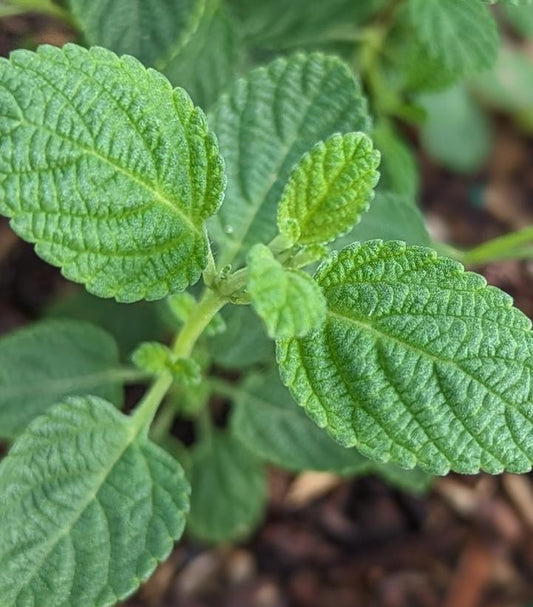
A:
[278,240,533,475]
[0,395,190,607]
[0,44,225,302]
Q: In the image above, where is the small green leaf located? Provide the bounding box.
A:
[171,357,202,386]
[277,133,380,247]
[0,395,190,606]
[0,44,225,302]
[67,0,201,68]
[408,0,499,77]
[278,240,533,475]
[132,342,172,375]
[248,244,327,339]
[188,431,266,543]
[0,320,122,439]
[208,52,371,267]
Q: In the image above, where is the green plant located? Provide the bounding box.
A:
[0,1,533,606]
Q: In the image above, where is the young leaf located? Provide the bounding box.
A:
[208,52,371,267]
[188,431,266,543]
[67,0,201,68]
[248,244,327,339]
[408,0,499,77]
[278,240,533,475]
[163,0,244,109]
[0,44,225,302]
[0,395,190,606]
[132,342,173,375]
[0,320,122,439]
[336,191,431,250]
[277,133,380,247]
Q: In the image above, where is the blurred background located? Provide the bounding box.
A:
[1,1,533,606]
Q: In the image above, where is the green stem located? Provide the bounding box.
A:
[133,288,228,433]
[462,226,533,266]
[208,376,241,401]
[5,0,75,24]
[150,398,178,442]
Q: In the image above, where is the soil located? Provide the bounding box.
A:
[1,12,533,607]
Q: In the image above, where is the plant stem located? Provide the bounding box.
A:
[208,376,241,401]
[461,226,533,266]
[133,288,228,433]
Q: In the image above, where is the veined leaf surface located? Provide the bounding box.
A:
[0,395,190,606]
[208,52,371,267]
[278,240,533,475]
[0,44,225,302]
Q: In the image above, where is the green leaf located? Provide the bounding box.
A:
[163,0,244,109]
[132,342,172,375]
[208,52,371,267]
[0,44,225,302]
[419,85,491,173]
[209,305,275,369]
[335,191,431,250]
[408,0,499,77]
[0,395,190,606]
[45,288,168,359]
[67,0,201,68]
[278,240,533,475]
[503,4,533,37]
[230,371,373,473]
[277,133,380,247]
[248,244,327,339]
[188,431,266,543]
[0,320,123,439]
[229,372,433,491]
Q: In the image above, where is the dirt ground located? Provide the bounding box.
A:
[1,12,533,607]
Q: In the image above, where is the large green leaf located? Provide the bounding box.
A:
[208,52,371,267]
[164,0,244,109]
[188,431,266,543]
[67,0,201,68]
[0,44,225,302]
[0,395,190,606]
[278,240,533,475]
[335,191,430,249]
[408,0,499,77]
[0,320,122,439]
[277,132,380,247]
[248,244,327,339]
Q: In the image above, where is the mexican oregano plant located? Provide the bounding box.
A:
[0,42,533,607]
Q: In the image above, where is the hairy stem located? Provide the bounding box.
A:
[133,288,228,433]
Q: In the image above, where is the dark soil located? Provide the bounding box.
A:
[1,13,533,607]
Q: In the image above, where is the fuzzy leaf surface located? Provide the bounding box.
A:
[68,0,200,67]
[408,0,499,77]
[277,132,380,246]
[188,432,266,543]
[208,52,371,267]
[0,44,225,302]
[0,395,190,606]
[278,240,533,475]
[248,244,327,339]
[0,320,122,439]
